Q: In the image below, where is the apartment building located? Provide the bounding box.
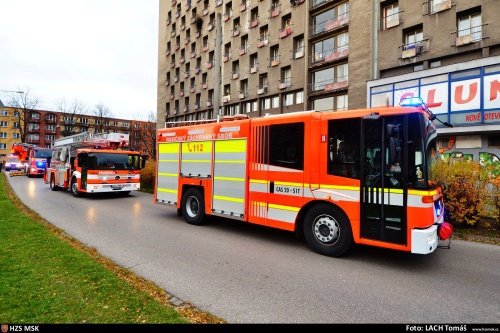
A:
[157,0,372,125]
[0,106,155,158]
[368,0,500,160]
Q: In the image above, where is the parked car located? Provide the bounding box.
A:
[5,157,23,171]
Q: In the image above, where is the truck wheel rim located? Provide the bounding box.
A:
[72,182,78,194]
[312,214,339,245]
[186,196,199,217]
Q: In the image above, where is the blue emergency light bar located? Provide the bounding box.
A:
[399,97,425,108]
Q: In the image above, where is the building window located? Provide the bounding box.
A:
[262,98,271,110]
[293,36,305,59]
[46,124,56,132]
[46,114,57,122]
[45,134,55,141]
[312,33,349,63]
[0,110,8,116]
[13,133,20,139]
[284,93,293,106]
[336,94,348,110]
[382,2,399,30]
[0,143,6,149]
[272,95,279,109]
[30,112,40,120]
[457,12,482,42]
[29,123,40,131]
[313,97,333,111]
[0,132,7,138]
[312,3,349,35]
[281,67,292,88]
[402,26,424,57]
[296,91,304,104]
[0,121,7,127]
[312,64,348,91]
[27,134,39,143]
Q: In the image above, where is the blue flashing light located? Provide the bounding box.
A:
[36,162,45,168]
[399,96,425,108]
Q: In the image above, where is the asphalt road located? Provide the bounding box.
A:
[5,173,500,323]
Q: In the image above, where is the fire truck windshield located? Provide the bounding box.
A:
[87,153,141,170]
[34,149,52,159]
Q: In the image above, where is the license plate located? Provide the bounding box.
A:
[111,185,123,190]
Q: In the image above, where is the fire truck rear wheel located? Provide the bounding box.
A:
[50,175,59,191]
[181,188,205,225]
[71,178,81,197]
[303,204,353,257]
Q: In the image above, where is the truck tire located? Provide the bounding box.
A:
[71,177,81,197]
[50,175,59,191]
[303,204,353,257]
[181,188,205,225]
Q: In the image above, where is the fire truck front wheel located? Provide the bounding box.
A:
[181,188,205,225]
[303,204,353,257]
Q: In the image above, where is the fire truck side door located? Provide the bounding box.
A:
[360,116,407,245]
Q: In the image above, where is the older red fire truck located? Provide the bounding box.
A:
[44,132,144,197]
[155,103,452,257]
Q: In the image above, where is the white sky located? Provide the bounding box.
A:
[0,0,159,120]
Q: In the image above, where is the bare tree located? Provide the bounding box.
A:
[93,103,113,133]
[58,98,87,136]
[133,111,157,160]
[8,88,39,143]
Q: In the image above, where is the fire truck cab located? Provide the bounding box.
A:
[10,143,51,177]
[45,132,145,197]
[155,106,450,257]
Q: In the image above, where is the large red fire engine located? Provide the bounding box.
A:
[44,132,145,197]
[155,103,452,257]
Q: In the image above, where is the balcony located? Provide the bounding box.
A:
[184,72,190,79]
[294,47,304,59]
[239,92,247,99]
[174,44,180,51]
[239,47,247,55]
[191,17,197,24]
[257,86,267,95]
[309,77,348,94]
[271,8,280,18]
[195,31,200,38]
[279,27,292,39]
[380,12,400,30]
[194,67,200,74]
[166,18,171,25]
[233,28,240,37]
[271,58,280,67]
[223,54,230,63]
[175,11,180,19]
[165,49,170,56]
[311,14,349,37]
[29,117,40,123]
[45,117,57,124]
[190,87,196,93]
[216,0,223,7]
[184,39,190,45]
[203,8,209,16]
[171,31,176,37]
[179,57,185,64]
[232,72,239,80]
[223,95,231,103]
[240,3,246,12]
[257,39,268,48]
[194,103,199,110]
[180,90,185,97]
[207,101,213,107]
[208,22,214,31]
[191,52,196,58]
[206,61,213,69]
[400,40,429,59]
[223,14,230,22]
[181,24,185,31]
[279,80,290,90]
[170,95,175,100]
[174,76,179,83]
[311,45,349,65]
[170,63,175,68]
[251,19,258,28]
[165,79,170,86]
[250,66,258,74]
[202,45,209,52]
[425,0,452,14]
[453,25,486,47]
[202,83,208,89]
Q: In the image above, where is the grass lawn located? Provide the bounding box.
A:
[0,174,206,323]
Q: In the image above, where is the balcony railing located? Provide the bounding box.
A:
[250,65,258,73]
[453,24,486,47]
[257,86,268,95]
[223,95,231,103]
[279,27,292,39]
[309,77,348,93]
[270,56,280,67]
[311,13,349,37]
[424,0,452,14]
[279,79,291,90]
[257,38,268,48]
[293,46,305,59]
[251,18,258,28]
[311,45,349,65]
[400,39,429,59]
[232,72,239,80]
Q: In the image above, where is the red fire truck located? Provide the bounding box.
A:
[11,143,52,177]
[44,132,145,197]
[155,102,452,257]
